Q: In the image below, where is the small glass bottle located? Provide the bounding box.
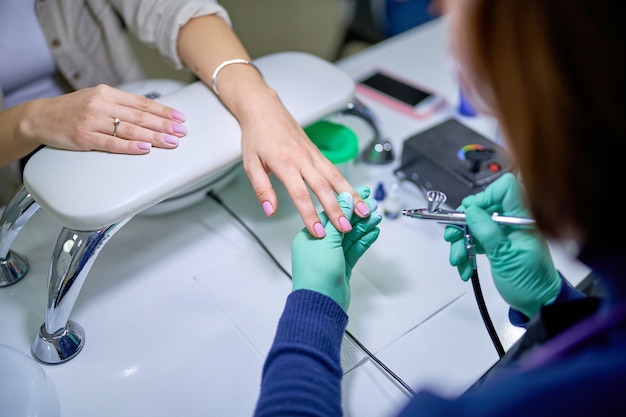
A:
[383,182,402,219]
[374,182,386,202]
[458,89,477,117]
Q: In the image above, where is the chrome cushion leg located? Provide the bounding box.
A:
[31,218,131,364]
[0,184,40,287]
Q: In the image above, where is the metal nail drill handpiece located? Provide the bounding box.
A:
[402,190,536,226]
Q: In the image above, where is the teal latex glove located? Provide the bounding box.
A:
[291,186,382,311]
[443,173,562,318]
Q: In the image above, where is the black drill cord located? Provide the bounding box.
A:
[471,269,506,358]
[207,190,416,397]
[208,191,503,390]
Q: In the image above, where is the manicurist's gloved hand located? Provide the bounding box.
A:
[443,173,562,318]
[291,186,382,311]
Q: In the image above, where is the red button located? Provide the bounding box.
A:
[488,162,501,172]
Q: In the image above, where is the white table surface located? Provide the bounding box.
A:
[0,17,590,417]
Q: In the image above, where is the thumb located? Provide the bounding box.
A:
[324,192,354,238]
[337,191,355,220]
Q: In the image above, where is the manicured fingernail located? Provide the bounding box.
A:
[313,222,326,238]
[262,201,274,216]
[356,201,370,217]
[171,110,186,122]
[138,142,152,151]
[339,216,352,232]
[172,124,187,135]
[164,135,179,145]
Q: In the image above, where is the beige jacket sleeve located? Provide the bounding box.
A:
[33,0,231,90]
[110,0,232,70]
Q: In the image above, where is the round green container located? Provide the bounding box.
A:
[304,120,359,167]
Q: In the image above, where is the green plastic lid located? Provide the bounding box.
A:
[304,120,359,165]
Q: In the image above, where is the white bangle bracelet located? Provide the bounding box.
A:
[210,58,262,96]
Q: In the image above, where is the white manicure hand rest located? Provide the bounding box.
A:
[23,52,355,231]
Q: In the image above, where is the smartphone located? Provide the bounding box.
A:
[356,70,446,118]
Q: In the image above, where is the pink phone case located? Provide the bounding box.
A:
[356,71,446,119]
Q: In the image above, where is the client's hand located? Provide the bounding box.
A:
[291,186,382,311]
[2,84,187,165]
[443,173,561,318]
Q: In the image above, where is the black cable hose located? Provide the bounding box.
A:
[207,190,503,395]
[470,270,505,358]
[206,190,416,397]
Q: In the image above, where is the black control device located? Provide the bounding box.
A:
[395,118,514,208]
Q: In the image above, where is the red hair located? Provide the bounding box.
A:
[462,0,626,246]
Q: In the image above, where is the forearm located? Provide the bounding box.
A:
[0,102,43,166]
[177,15,278,122]
[254,290,347,417]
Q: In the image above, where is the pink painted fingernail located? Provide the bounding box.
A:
[262,201,274,216]
[313,222,326,238]
[138,142,152,151]
[356,201,370,217]
[164,135,179,145]
[171,110,186,122]
[339,216,352,232]
[172,124,187,135]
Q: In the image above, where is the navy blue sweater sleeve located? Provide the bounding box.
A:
[253,289,348,417]
[509,273,587,326]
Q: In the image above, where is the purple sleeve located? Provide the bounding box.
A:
[253,289,348,417]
